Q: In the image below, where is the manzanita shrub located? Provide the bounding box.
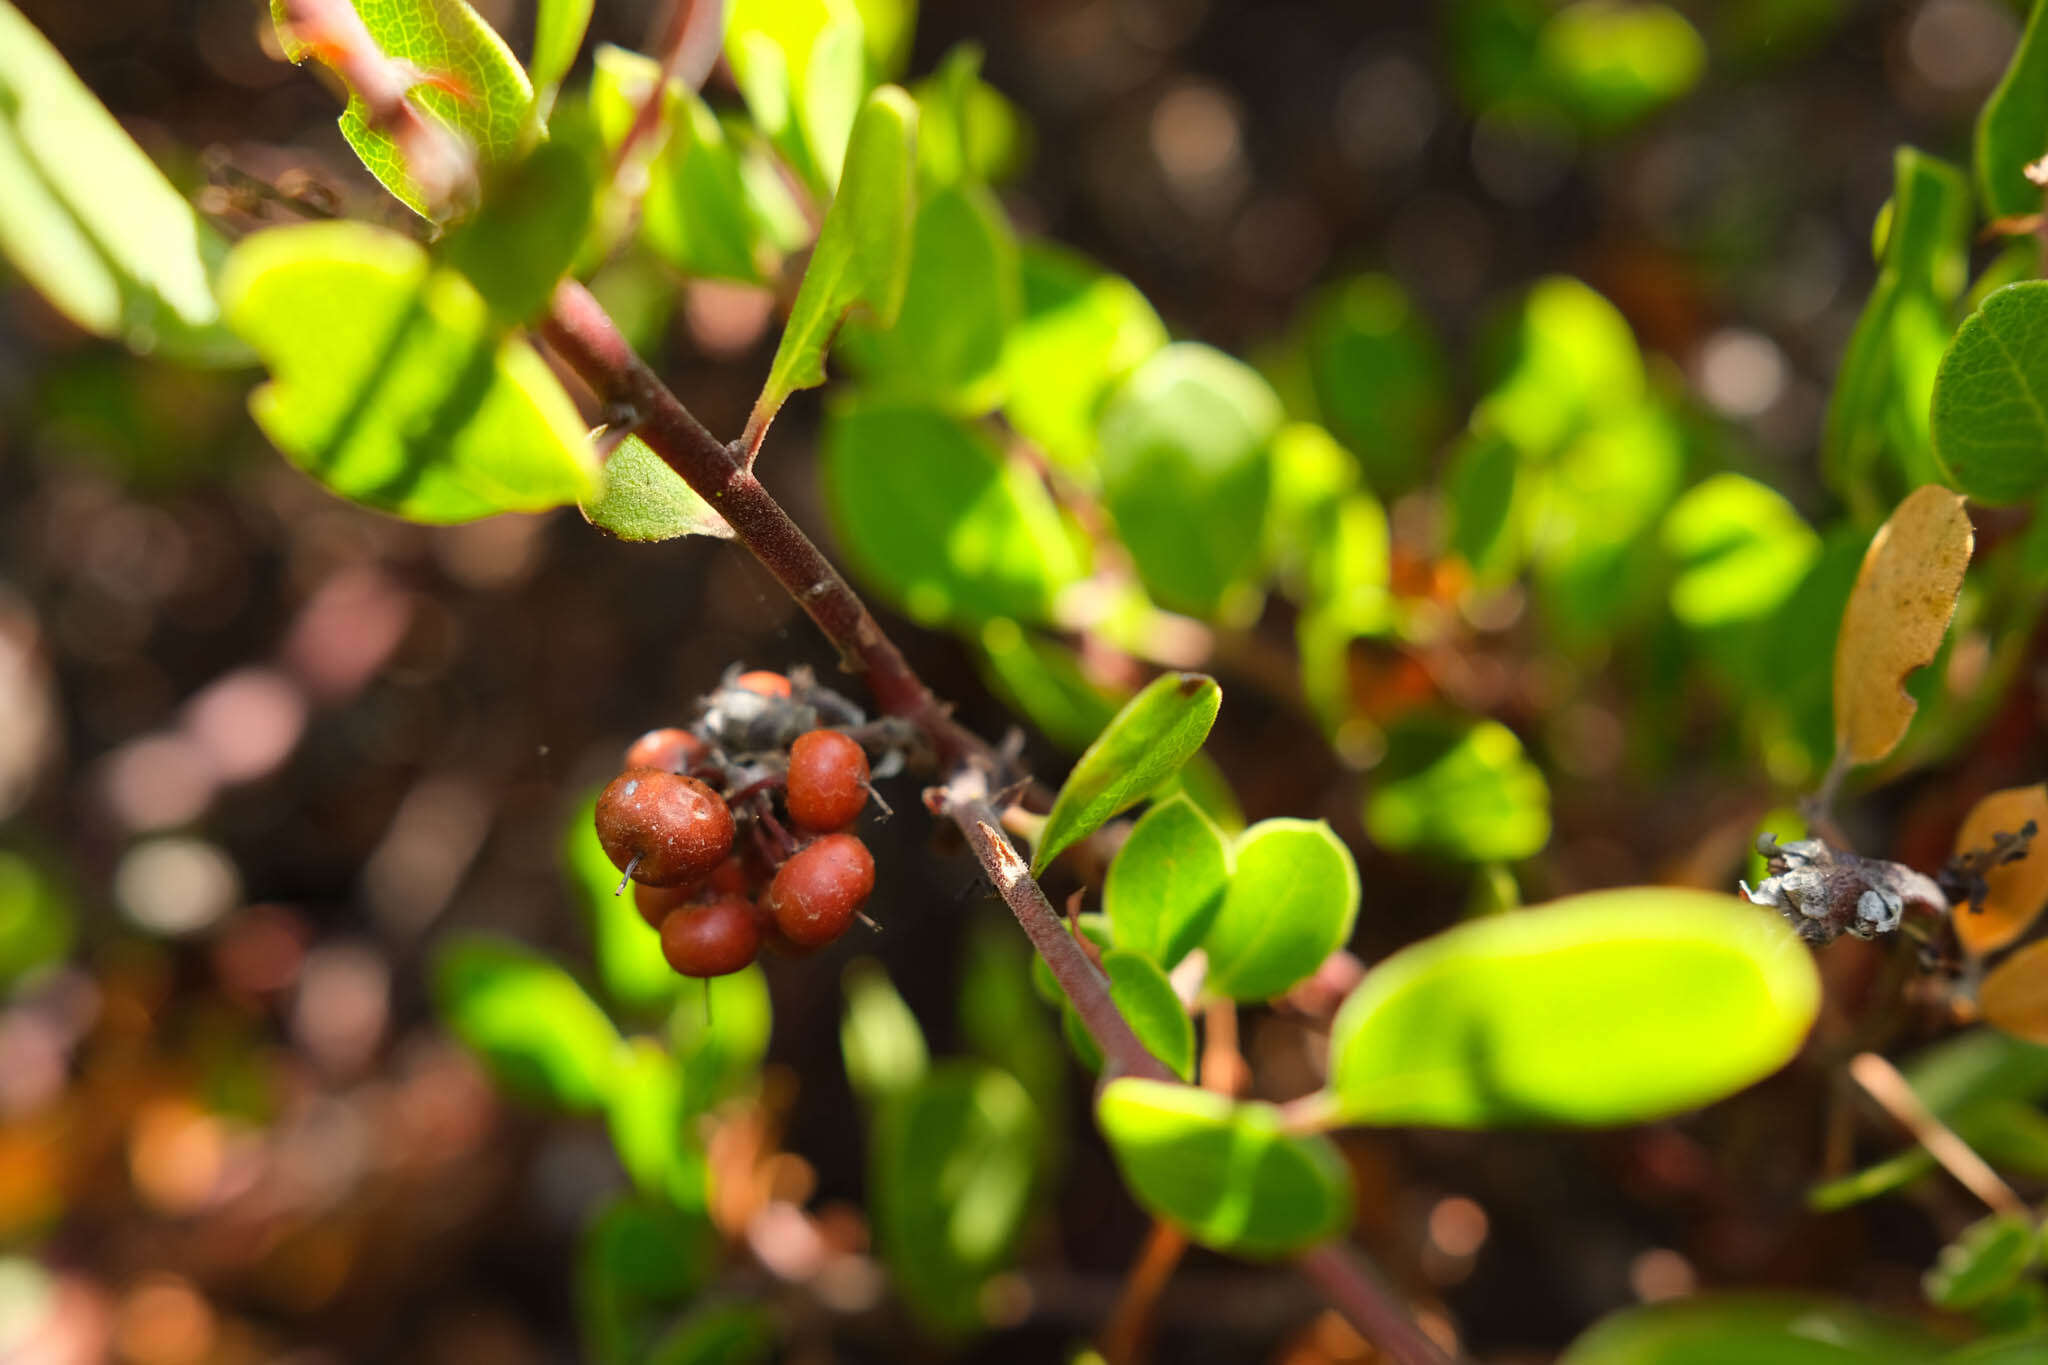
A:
[14,0,2048,1360]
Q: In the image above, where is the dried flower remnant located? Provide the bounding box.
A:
[1743,833,1944,946]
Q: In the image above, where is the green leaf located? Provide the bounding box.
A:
[564,790,683,1014]
[1103,795,1229,969]
[1559,1293,1942,1365]
[1297,490,1394,732]
[1443,429,1526,582]
[1934,281,2048,505]
[530,0,594,99]
[605,1039,706,1210]
[641,85,774,284]
[841,958,929,1102]
[1098,344,1282,618]
[577,1195,717,1365]
[1476,276,1642,460]
[1662,473,1821,629]
[1926,1213,2039,1312]
[1029,913,1115,1006]
[1364,716,1551,863]
[913,43,1030,188]
[669,964,772,1113]
[440,139,594,322]
[1059,949,1196,1082]
[1527,398,1685,641]
[745,85,917,451]
[1265,422,1361,585]
[958,921,1069,1140]
[872,1062,1040,1333]
[1825,148,1970,512]
[1537,1,1705,130]
[581,436,734,543]
[645,1304,776,1365]
[1301,274,1452,493]
[221,221,598,522]
[1096,1078,1352,1257]
[1977,0,2048,221]
[435,933,622,1112]
[1947,1333,2048,1364]
[280,0,536,219]
[1001,243,1168,475]
[974,618,1124,752]
[725,0,867,192]
[1202,820,1360,1003]
[1034,672,1222,874]
[1328,888,1821,1127]
[0,2,233,357]
[0,851,71,988]
[821,403,1086,626]
[839,182,1020,411]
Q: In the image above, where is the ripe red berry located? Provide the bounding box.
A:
[785,729,870,833]
[660,897,761,977]
[765,833,875,948]
[707,854,751,898]
[634,881,694,929]
[595,768,736,888]
[624,727,706,774]
[732,670,792,699]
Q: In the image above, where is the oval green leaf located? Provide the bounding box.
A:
[435,933,622,1112]
[1302,274,1451,493]
[441,139,595,323]
[582,435,735,543]
[1328,888,1820,1128]
[641,85,776,284]
[1059,949,1196,1083]
[1560,1293,1942,1365]
[840,957,929,1102]
[1926,1213,2040,1312]
[1364,716,1551,864]
[604,1039,703,1209]
[1202,819,1360,1003]
[1033,672,1222,874]
[1103,795,1229,969]
[1001,243,1167,475]
[1096,1078,1352,1258]
[222,221,598,522]
[1977,0,2048,221]
[1934,281,2048,505]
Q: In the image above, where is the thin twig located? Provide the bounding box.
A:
[1296,1243,1458,1365]
[1100,1221,1188,1365]
[1848,1051,2028,1218]
[610,0,728,181]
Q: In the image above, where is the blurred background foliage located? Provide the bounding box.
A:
[7,0,2048,1361]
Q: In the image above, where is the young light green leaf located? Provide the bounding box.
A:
[1059,949,1196,1082]
[605,1039,704,1209]
[1033,672,1222,874]
[1977,0,2048,221]
[576,1196,717,1365]
[841,958,929,1102]
[221,221,598,523]
[1098,344,1282,618]
[1475,276,1642,459]
[913,43,1031,188]
[822,403,1085,626]
[1301,274,1451,493]
[564,790,683,1014]
[1364,717,1551,863]
[582,436,735,543]
[743,85,917,455]
[530,0,594,99]
[974,619,1125,752]
[1297,490,1394,732]
[1935,281,2048,505]
[725,0,866,192]
[838,182,1020,412]
[669,965,772,1113]
[1328,889,1821,1128]
[440,139,594,322]
[871,1062,1040,1333]
[1527,399,1685,642]
[1001,244,1167,476]
[641,86,774,284]
[1202,819,1361,1003]
[1926,1214,2039,1312]
[1537,1,1704,131]
[1662,473,1821,629]
[0,2,233,358]
[1096,1078,1352,1258]
[1560,1294,1943,1365]
[1103,795,1229,969]
[435,933,622,1112]
[0,852,73,989]
[851,0,916,77]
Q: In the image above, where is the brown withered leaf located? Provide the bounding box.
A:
[1979,939,2048,1043]
[1832,485,1973,768]
[1953,785,2048,957]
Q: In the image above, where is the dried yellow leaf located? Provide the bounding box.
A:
[1953,785,2048,957]
[1980,938,2048,1043]
[1832,485,1973,767]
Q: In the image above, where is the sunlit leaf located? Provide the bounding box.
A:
[221,221,598,522]
[1559,1293,1942,1365]
[1832,484,1973,767]
[1096,1078,1352,1257]
[642,85,775,284]
[0,2,233,358]
[1034,672,1222,874]
[1058,948,1195,1082]
[1926,1213,2039,1312]
[872,1062,1039,1333]
[1934,281,2048,505]
[1098,343,1282,618]
[1328,889,1820,1127]
[668,964,772,1113]
[1663,473,1820,629]
[1103,795,1229,970]
[1528,398,1684,641]
[581,436,734,543]
[1265,422,1361,584]
[0,851,71,988]
[1202,820,1360,1003]
[821,402,1085,626]
[1475,275,1641,459]
[1364,716,1550,863]
[1537,1,1705,130]
[1001,244,1167,476]
[1977,0,2048,221]
[974,619,1123,752]
[440,139,593,322]
[913,43,1030,188]
[725,0,866,191]
[564,790,682,1014]
[1952,785,2048,957]
[530,0,594,99]
[435,933,622,1112]
[1301,274,1452,493]
[841,958,929,1102]
[605,1039,705,1209]
[1298,491,1394,733]
[745,85,917,451]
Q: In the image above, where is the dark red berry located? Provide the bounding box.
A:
[707,855,751,897]
[634,881,694,929]
[732,670,792,699]
[660,897,760,977]
[766,833,875,948]
[624,727,706,774]
[785,729,869,833]
[595,768,736,888]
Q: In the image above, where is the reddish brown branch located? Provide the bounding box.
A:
[1297,1243,1458,1365]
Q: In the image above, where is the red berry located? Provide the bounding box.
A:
[634,881,694,929]
[765,833,875,948]
[733,670,792,699]
[785,729,869,833]
[595,768,736,888]
[660,897,760,977]
[624,727,706,774]
[707,855,751,897]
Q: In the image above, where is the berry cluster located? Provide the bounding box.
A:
[595,668,892,977]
